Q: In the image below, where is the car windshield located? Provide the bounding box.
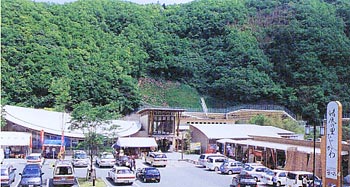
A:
[120,156,129,161]
[102,154,114,159]
[74,153,87,159]
[240,174,254,179]
[244,166,253,171]
[154,154,166,158]
[265,170,274,175]
[146,169,159,174]
[55,166,73,175]
[23,167,40,176]
[26,156,40,160]
[117,169,132,174]
[1,169,8,176]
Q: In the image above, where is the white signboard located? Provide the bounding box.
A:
[326,101,339,179]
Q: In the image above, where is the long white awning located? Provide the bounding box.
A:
[0,131,31,146]
[116,137,158,148]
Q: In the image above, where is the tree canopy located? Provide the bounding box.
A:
[1,0,349,122]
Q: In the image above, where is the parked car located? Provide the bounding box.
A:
[198,153,226,167]
[260,169,287,186]
[286,171,322,187]
[26,153,44,166]
[220,160,244,175]
[230,173,258,187]
[0,164,16,187]
[52,160,75,186]
[19,164,44,187]
[243,162,264,168]
[96,152,116,168]
[107,166,136,185]
[145,152,167,167]
[136,167,161,183]
[71,150,89,167]
[116,155,131,167]
[205,156,228,172]
[0,148,4,164]
[241,165,269,182]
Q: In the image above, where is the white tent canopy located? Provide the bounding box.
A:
[0,131,31,146]
[115,137,158,148]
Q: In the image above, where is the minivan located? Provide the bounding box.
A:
[198,153,226,167]
[205,157,228,172]
[286,171,321,187]
[53,160,75,185]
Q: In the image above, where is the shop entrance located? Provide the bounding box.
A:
[157,139,172,152]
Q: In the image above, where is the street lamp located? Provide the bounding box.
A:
[305,119,325,185]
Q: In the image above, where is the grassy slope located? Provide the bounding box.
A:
[138,78,202,108]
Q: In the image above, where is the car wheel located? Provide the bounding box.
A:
[228,170,233,175]
[214,167,219,172]
[254,177,258,182]
[276,181,281,186]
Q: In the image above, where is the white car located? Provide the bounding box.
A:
[71,150,89,167]
[286,171,321,187]
[198,153,226,167]
[52,160,75,186]
[260,169,287,186]
[145,152,167,167]
[205,157,228,172]
[26,153,45,166]
[107,166,136,185]
[241,165,269,182]
[96,152,115,167]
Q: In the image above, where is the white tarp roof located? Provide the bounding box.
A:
[116,137,158,148]
[191,124,294,139]
[3,105,141,138]
[0,131,31,146]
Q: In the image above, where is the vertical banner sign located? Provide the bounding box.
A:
[40,130,44,151]
[325,101,342,187]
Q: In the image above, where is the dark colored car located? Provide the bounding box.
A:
[116,156,131,167]
[19,164,44,187]
[230,174,258,187]
[0,164,16,187]
[136,167,161,183]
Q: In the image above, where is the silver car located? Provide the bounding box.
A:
[96,152,116,167]
[1,164,16,187]
[72,150,89,167]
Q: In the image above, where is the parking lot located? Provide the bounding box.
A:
[2,152,270,187]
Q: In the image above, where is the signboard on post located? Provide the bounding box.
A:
[324,101,342,187]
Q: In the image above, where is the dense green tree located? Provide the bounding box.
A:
[1,0,349,122]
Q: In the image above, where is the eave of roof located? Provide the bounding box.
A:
[137,107,186,114]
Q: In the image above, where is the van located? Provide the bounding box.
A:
[286,171,321,187]
[198,153,226,167]
[205,157,228,172]
[53,160,75,185]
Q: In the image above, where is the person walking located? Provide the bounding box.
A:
[132,157,136,171]
[272,172,278,187]
[302,175,308,187]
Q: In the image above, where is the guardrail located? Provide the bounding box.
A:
[137,104,297,120]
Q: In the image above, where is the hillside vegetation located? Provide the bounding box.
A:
[1,0,350,124]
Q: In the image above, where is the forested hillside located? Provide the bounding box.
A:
[1,0,350,122]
